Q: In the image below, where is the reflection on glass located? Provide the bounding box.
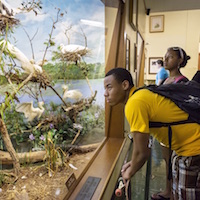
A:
[0,0,105,199]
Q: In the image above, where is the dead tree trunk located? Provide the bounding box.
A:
[0,117,21,175]
[0,73,33,175]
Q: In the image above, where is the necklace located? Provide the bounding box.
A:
[164,77,176,84]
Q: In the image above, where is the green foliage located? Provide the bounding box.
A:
[3,106,28,145]
[43,62,105,80]
[1,101,105,151]
[41,102,76,141]
[49,101,59,112]
[0,75,8,85]
[0,78,105,152]
[77,105,105,136]
[44,130,66,175]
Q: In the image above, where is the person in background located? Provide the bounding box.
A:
[155,59,169,85]
[104,68,200,200]
[151,47,190,200]
[163,47,190,84]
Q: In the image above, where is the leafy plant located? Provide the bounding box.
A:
[77,105,105,135]
[4,107,28,145]
[44,130,67,176]
[0,100,105,152]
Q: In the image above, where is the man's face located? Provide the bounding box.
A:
[104,74,127,106]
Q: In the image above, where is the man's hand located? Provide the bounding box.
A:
[121,161,132,182]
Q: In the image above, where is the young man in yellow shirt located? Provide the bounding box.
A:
[104,68,200,200]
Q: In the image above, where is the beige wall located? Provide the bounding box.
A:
[145,10,200,81]
[105,2,200,82]
[137,0,146,38]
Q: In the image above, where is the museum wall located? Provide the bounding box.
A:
[145,10,200,81]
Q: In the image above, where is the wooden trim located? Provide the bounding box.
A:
[105,0,126,138]
[138,41,145,86]
[66,138,125,200]
[129,0,138,31]
[136,32,145,86]
[198,53,200,70]
[63,138,107,199]
[100,138,132,199]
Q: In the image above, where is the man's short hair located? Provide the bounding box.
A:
[105,68,134,87]
[157,60,163,66]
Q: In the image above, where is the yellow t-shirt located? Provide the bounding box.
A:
[125,87,200,156]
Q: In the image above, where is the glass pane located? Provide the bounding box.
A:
[0,0,105,199]
[149,139,166,198]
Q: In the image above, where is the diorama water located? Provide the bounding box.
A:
[17,78,105,107]
[18,78,106,145]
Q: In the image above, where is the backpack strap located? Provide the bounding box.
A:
[168,125,172,180]
[149,119,194,128]
[149,118,194,180]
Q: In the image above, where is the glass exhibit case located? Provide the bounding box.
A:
[0,0,105,199]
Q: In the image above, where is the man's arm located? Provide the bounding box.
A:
[121,131,151,180]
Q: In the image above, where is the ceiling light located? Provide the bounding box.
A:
[80,19,104,27]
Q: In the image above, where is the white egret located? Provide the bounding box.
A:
[0,40,43,74]
[62,85,83,101]
[60,44,88,54]
[15,101,44,122]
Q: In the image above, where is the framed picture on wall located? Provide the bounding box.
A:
[149,15,164,33]
[149,57,163,74]
[129,0,138,31]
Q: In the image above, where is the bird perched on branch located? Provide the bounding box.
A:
[0,40,43,74]
[59,44,89,64]
[15,101,45,122]
[60,44,87,54]
[62,85,83,102]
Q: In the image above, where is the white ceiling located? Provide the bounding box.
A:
[101,0,200,13]
[144,0,200,13]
